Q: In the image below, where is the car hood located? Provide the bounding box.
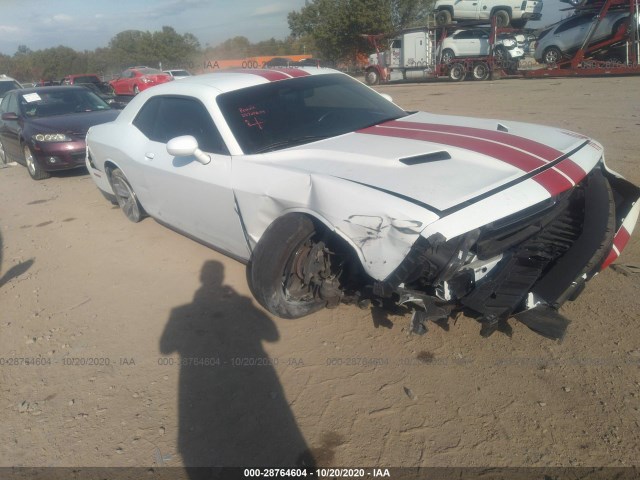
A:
[258,112,599,212]
[28,110,120,137]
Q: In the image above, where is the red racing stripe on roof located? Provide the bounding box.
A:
[221,69,292,81]
[283,69,312,77]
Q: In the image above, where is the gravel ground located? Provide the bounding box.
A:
[1,76,639,475]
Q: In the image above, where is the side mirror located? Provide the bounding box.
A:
[1,112,19,121]
[166,135,211,165]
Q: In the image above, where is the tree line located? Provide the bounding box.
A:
[0,0,434,82]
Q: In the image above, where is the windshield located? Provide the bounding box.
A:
[19,89,111,117]
[216,73,407,154]
[73,75,101,84]
[0,81,21,97]
[138,68,163,75]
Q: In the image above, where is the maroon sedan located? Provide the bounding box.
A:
[0,86,119,180]
[109,67,173,95]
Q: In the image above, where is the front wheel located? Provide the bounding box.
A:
[364,68,380,85]
[0,138,7,166]
[248,214,342,319]
[441,48,455,64]
[109,168,145,222]
[543,46,563,65]
[24,144,50,180]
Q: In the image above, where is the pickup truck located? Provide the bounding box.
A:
[434,0,543,27]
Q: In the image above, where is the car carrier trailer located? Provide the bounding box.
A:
[363,0,639,83]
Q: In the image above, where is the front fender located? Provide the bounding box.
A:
[232,163,439,281]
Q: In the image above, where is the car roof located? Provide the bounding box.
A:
[166,67,340,94]
[14,85,91,95]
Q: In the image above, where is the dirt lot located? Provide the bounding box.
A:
[1,76,639,473]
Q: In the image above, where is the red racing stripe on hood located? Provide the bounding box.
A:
[388,120,587,185]
[357,124,574,196]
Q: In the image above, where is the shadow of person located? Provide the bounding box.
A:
[0,232,35,289]
[160,260,315,471]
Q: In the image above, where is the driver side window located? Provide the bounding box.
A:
[133,96,229,155]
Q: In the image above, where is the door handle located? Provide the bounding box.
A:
[145,152,155,160]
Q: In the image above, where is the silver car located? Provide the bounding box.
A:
[534,11,631,64]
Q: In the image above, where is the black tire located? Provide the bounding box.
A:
[472,62,490,80]
[441,48,455,63]
[109,168,145,222]
[493,9,511,27]
[436,9,452,26]
[364,68,380,85]
[249,214,339,319]
[493,45,508,65]
[543,46,563,65]
[23,144,50,180]
[510,18,527,28]
[448,63,466,81]
[0,137,7,166]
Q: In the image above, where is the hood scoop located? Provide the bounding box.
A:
[400,151,451,166]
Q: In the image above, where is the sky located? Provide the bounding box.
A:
[0,0,308,55]
[0,0,571,56]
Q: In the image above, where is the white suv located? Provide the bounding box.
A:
[435,0,543,27]
[439,29,525,64]
[0,74,22,99]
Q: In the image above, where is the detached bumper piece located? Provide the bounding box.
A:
[461,166,639,339]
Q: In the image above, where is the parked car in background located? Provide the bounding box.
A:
[163,69,192,80]
[535,11,633,64]
[85,68,639,339]
[0,86,119,179]
[435,0,543,27]
[60,73,124,108]
[110,67,173,95]
[438,28,525,65]
[0,74,22,99]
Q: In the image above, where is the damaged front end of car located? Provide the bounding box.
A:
[370,164,640,340]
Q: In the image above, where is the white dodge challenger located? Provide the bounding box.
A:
[86,68,639,339]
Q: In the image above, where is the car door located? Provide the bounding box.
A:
[0,93,22,161]
[130,95,250,259]
[457,0,481,19]
[453,30,480,56]
[554,15,593,52]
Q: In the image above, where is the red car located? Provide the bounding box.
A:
[109,67,173,95]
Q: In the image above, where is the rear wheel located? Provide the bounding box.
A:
[109,168,145,222]
[436,9,452,26]
[24,144,50,180]
[449,63,466,81]
[249,214,343,319]
[472,62,490,81]
[493,9,511,27]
